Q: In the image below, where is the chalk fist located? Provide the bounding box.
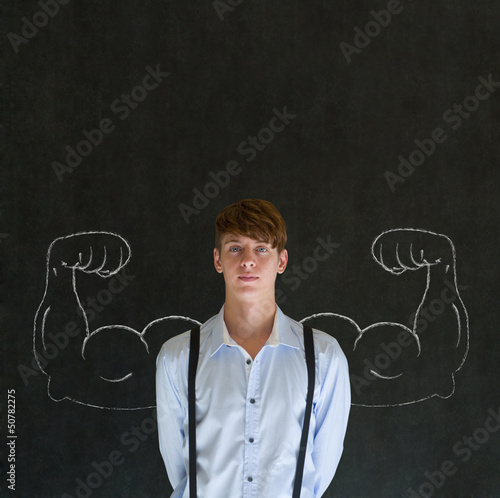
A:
[48,231,131,277]
[372,229,455,275]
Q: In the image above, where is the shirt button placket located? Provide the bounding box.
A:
[244,356,260,497]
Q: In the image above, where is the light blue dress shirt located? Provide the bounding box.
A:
[156,305,350,498]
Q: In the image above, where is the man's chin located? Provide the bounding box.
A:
[229,287,276,302]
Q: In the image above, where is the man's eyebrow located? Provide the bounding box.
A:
[223,238,269,245]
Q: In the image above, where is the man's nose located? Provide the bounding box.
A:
[240,251,256,267]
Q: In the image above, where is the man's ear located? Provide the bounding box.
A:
[277,249,288,274]
[214,248,223,273]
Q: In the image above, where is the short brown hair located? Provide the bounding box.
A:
[215,199,287,253]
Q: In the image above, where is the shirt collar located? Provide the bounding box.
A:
[209,304,301,356]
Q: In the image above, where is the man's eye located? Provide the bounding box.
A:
[229,247,240,252]
[257,247,268,252]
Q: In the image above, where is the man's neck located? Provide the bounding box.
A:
[223,295,277,357]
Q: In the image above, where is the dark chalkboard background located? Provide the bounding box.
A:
[3,0,500,496]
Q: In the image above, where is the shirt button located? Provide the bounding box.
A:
[248,477,253,482]
[249,438,254,443]
[246,359,251,365]
[250,398,256,404]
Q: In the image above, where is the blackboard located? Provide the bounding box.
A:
[3,0,500,496]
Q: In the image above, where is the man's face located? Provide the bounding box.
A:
[213,233,288,302]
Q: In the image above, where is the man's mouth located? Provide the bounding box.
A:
[238,274,259,281]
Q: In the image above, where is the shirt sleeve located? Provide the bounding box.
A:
[311,336,351,496]
[156,341,188,490]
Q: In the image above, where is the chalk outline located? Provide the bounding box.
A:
[301,228,469,408]
[34,228,468,410]
[33,231,202,410]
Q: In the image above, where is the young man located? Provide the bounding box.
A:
[156,199,351,497]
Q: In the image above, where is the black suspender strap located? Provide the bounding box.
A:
[292,324,315,498]
[188,325,200,498]
[187,323,315,498]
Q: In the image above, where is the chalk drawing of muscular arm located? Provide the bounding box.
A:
[301,228,469,407]
[33,232,199,410]
[34,229,468,409]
